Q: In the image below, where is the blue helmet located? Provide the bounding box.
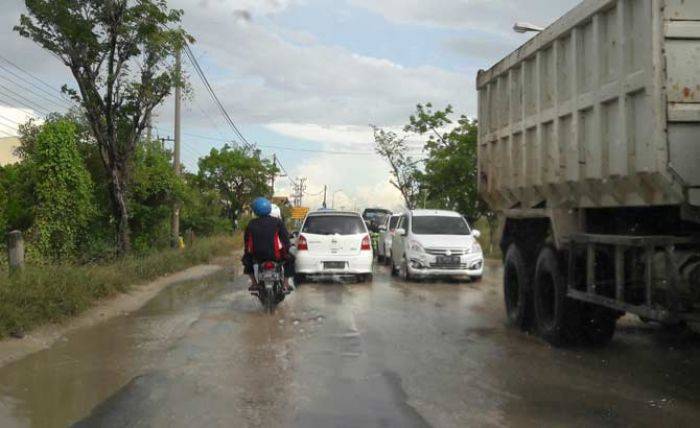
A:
[252,197,272,217]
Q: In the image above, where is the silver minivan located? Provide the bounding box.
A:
[390,210,483,282]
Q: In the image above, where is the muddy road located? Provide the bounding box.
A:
[0,262,698,427]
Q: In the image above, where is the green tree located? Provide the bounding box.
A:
[0,163,35,234]
[16,0,193,256]
[197,145,276,225]
[129,140,185,251]
[372,126,422,209]
[405,103,484,222]
[29,119,94,261]
[180,172,232,236]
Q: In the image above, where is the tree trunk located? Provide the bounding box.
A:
[110,167,131,256]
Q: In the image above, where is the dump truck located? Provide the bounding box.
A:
[477,0,700,345]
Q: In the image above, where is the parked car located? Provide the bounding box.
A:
[390,210,483,282]
[362,208,392,233]
[377,214,401,264]
[294,211,374,283]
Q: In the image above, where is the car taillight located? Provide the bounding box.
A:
[361,235,371,251]
[297,235,308,251]
[262,261,275,270]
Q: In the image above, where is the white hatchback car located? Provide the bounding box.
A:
[294,211,374,283]
[390,210,483,282]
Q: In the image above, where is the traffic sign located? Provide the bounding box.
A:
[290,207,310,220]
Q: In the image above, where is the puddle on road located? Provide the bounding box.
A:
[0,272,234,428]
[0,264,699,427]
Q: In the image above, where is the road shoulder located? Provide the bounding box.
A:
[0,263,229,368]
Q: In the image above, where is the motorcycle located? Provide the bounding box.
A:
[251,261,287,312]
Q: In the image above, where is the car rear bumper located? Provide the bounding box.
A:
[296,251,374,275]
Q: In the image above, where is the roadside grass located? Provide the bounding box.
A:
[0,234,240,339]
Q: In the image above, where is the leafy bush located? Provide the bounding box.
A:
[129,140,186,252]
[28,119,94,261]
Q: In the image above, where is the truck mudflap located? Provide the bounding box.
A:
[567,233,700,324]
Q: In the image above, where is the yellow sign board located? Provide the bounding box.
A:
[290,207,310,220]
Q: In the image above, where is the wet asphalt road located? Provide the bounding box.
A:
[0,261,699,427]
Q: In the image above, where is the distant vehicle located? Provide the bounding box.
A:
[377,214,401,264]
[295,211,374,283]
[478,0,700,346]
[362,208,392,232]
[390,210,483,282]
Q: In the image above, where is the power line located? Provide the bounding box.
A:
[183,44,253,148]
[0,120,16,132]
[0,53,71,103]
[0,71,70,111]
[275,156,298,186]
[0,112,23,127]
[0,62,71,108]
[162,129,400,156]
[0,87,51,116]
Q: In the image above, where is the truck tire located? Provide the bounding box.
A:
[503,244,532,330]
[580,305,617,346]
[533,246,581,346]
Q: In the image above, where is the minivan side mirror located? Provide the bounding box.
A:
[396,228,407,236]
[472,229,481,239]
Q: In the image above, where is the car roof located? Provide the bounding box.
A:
[307,211,361,217]
[409,209,463,218]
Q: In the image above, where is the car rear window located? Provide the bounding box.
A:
[363,209,391,220]
[303,216,366,235]
[389,216,400,230]
[411,216,471,235]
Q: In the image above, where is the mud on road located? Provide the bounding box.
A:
[0,262,698,427]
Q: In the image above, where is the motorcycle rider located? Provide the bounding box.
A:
[242,197,294,293]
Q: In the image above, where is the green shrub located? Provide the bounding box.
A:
[28,119,94,262]
[0,234,239,338]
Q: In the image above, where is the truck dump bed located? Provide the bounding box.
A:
[477,0,700,212]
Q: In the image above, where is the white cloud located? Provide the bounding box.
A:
[166,3,475,128]
[349,0,581,34]
[0,105,39,136]
[275,152,407,210]
[266,123,375,148]
[190,0,301,17]
[442,36,515,61]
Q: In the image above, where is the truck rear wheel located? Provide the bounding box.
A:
[534,246,581,346]
[503,244,532,330]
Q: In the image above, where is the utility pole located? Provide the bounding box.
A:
[292,178,307,207]
[146,111,152,142]
[322,185,328,209]
[171,48,182,248]
[271,153,276,196]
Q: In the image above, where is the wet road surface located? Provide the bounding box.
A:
[0,262,699,427]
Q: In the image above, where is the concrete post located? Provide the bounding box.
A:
[7,230,24,272]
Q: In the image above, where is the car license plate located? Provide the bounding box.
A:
[436,255,461,265]
[324,261,346,270]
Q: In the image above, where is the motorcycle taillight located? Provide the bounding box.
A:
[262,261,276,270]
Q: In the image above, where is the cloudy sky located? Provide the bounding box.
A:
[0,0,579,210]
